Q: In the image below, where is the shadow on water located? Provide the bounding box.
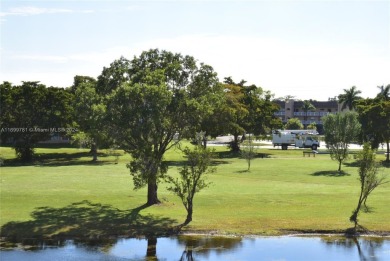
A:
[0,200,178,245]
[311,170,350,177]
[2,233,389,260]
[320,236,387,261]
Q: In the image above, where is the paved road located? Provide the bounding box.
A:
[210,135,367,150]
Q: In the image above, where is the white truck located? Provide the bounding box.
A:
[272,129,320,150]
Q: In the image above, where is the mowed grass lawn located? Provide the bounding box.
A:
[0,144,389,238]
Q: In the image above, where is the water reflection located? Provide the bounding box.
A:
[1,235,389,261]
[176,235,242,260]
[146,237,157,260]
[320,236,387,261]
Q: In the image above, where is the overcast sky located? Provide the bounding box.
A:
[1,0,389,100]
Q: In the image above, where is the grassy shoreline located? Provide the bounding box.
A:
[1,145,389,242]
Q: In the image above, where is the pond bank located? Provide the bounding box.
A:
[2,227,390,250]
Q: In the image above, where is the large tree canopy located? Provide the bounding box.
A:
[322,112,361,172]
[105,49,222,205]
[72,76,109,161]
[356,98,390,162]
[218,78,282,152]
[0,81,73,161]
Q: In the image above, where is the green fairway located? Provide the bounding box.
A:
[0,145,389,240]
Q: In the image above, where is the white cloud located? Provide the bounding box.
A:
[1,7,71,16]
[14,55,69,63]
[0,6,94,17]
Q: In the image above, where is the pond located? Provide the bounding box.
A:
[1,235,389,261]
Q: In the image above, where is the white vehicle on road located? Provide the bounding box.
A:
[272,129,320,150]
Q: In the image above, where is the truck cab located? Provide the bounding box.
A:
[295,135,319,150]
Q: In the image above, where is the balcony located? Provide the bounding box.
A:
[293,112,332,117]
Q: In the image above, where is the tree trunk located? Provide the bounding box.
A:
[147,180,160,205]
[230,133,240,152]
[202,135,207,148]
[350,190,364,229]
[91,142,98,161]
[15,140,34,162]
[184,203,193,225]
[20,146,34,161]
[338,160,342,172]
[386,141,390,163]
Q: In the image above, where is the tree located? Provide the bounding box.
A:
[276,95,295,101]
[376,84,390,101]
[349,143,387,230]
[105,49,221,205]
[96,57,132,96]
[220,78,281,152]
[307,121,317,131]
[0,82,73,161]
[338,86,362,111]
[242,87,282,136]
[108,78,175,205]
[301,100,316,129]
[69,75,96,94]
[72,76,108,161]
[240,134,257,171]
[322,112,361,172]
[220,80,248,152]
[356,98,390,162]
[285,118,304,130]
[166,146,215,225]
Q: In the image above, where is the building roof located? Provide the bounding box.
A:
[273,99,339,108]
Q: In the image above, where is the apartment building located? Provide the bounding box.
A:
[274,99,342,133]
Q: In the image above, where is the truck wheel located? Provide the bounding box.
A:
[282,144,288,150]
[312,145,317,150]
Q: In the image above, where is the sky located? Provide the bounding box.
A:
[1,0,389,100]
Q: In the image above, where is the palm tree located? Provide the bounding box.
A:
[376,84,390,100]
[301,100,316,129]
[338,86,362,110]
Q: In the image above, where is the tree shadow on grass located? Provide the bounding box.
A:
[236,170,250,174]
[0,200,178,244]
[2,152,116,167]
[165,151,238,168]
[214,151,240,159]
[379,160,390,168]
[343,161,360,168]
[311,170,350,177]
